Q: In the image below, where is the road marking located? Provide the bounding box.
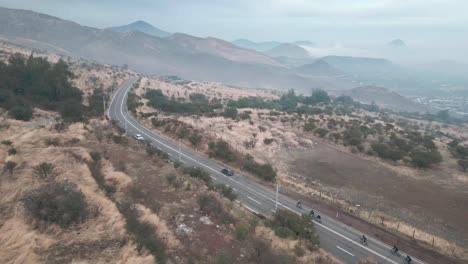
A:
[247,196,262,205]
[156,147,161,150]
[168,153,173,157]
[243,204,259,214]
[336,246,354,257]
[316,222,398,264]
[112,80,425,264]
[210,175,216,180]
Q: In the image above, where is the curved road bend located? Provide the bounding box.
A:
[109,78,428,264]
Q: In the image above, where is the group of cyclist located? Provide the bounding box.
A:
[296,200,413,263]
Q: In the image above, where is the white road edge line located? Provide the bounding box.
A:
[247,196,262,205]
[316,222,397,264]
[243,204,259,214]
[336,246,355,257]
[114,79,424,264]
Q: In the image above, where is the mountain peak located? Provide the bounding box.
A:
[131,20,152,27]
[388,38,406,47]
[107,20,170,38]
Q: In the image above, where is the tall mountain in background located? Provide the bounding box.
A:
[263,43,310,59]
[231,39,281,52]
[388,39,406,47]
[107,20,170,38]
[294,59,344,77]
[167,33,280,66]
[0,7,354,92]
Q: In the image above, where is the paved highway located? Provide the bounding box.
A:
[109,78,427,264]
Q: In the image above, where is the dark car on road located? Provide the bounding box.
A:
[221,168,234,176]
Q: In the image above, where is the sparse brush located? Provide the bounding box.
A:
[7,148,17,155]
[3,161,17,175]
[1,140,13,146]
[33,162,56,179]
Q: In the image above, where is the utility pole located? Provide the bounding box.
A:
[102,94,106,117]
[178,139,181,161]
[275,183,279,211]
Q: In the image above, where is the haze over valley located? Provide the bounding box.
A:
[0,2,467,264]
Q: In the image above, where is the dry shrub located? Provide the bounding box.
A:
[22,182,89,228]
[197,193,233,224]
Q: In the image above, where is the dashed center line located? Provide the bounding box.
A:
[336,246,354,257]
[247,196,262,205]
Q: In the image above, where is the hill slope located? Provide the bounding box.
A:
[167,33,281,66]
[107,20,170,37]
[264,43,310,59]
[340,86,429,113]
[293,59,344,77]
[231,39,281,52]
[0,7,354,92]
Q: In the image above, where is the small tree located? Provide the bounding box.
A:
[8,148,17,155]
[33,162,56,179]
[9,105,33,121]
[3,161,17,175]
[223,107,238,119]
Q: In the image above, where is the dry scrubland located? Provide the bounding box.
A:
[0,44,342,263]
[0,112,341,264]
[133,77,468,261]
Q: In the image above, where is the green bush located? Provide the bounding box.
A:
[22,182,88,228]
[223,107,238,119]
[371,143,404,162]
[234,224,249,241]
[59,100,83,121]
[1,140,13,146]
[7,148,17,155]
[268,209,319,246]
[188,133,202,146]
[208,140,236,162]
[243,158,276,182]
[182,166,212,185]
[410,149,442,168]
[314,128,329,138]
[263,138,274,145]
[215,184,237,201]
[8,104,33,121]
[33,162,56,179]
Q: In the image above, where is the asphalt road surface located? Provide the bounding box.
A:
[109,78,427,264]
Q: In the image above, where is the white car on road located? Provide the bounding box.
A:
[134,134,144,141]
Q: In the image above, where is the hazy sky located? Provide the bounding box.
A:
[1,0,467,62]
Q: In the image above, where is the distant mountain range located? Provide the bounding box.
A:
[263,43,310,59]
[107,20,170,38]
[388,39,406,47]
[231,39,281,52]
[232,39,314,53]
[0,7,354,92]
